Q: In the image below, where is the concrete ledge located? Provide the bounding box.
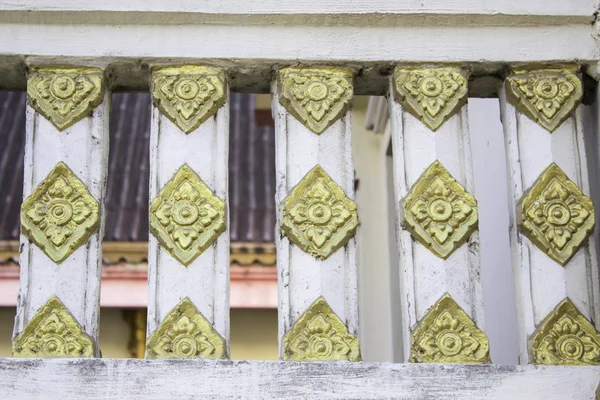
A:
[0,358,598,399]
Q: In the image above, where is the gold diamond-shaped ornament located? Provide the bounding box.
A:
[278,67,353,134]
[402,160,478,259]
[146,297,227,359]
[518,163,594,266]
[149,164,226,266]
[411,293,490,364]
[27,66,104,131]
[13,296,95,357]
[283,296,361,361]
[21,162,100,263]
[280,165,358,260]
[505,66,582,132]
[152,66,226,134]
[393,67,468,131]
[530,298,600,365]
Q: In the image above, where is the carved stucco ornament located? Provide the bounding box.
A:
[278,67,353,134]
[402,160,478,259]
[280,165,358,260]
[505,66,582,132]
[393,66,468,131]
[530,298,600,365]
[283,296,361,361]
[21,162,100,263]
[146,297,227,359]
[27,66,104,131]
[150,164,226,266]
[151,66,226,134]
[518,163,594,266]
[13,296,95,357]
[411,293,490,364]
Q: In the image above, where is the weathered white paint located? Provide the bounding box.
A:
[0,358,598,399]
[0,0,594,17]
[146,82,230,352]
[388,78,485,362]
[499,89,600,364]
[272,80,359,358]
[13,82,110,356]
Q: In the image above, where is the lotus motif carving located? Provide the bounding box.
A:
[283,296,360,361]
[21,162,100,263]
[518,163,594,266]
[152,66,226,134]
[27,66,104,131]
[531,298,600,365]
[402,161,478,259]
[393,67,468,131]
[146,297,227,359]
[278,67,353,134]
[411,293,490,364]
[12,296,94,357]
[505,67,582,132]
[281,165,357,260]
[150,164,226,266]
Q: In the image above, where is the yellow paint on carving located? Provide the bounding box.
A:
[393,66,468,131]
[518,163,594,266]
[21,162,100,263]
[280,165,358,260]
[146,297,227,359]
[27,66,104,131]
[402,160,478,259]
[151,65,226,134]
[505,66,582,133]
[12,296,95,357]
[149,164,226,266]
[530,298,600,365]
[411,293,490,364]
[278,67,353,134]
[283,296,361,361]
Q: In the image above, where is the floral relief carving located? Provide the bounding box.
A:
[411,293,490,364]
[146,297,227,359]
[149,164,226,266]
[278,67,353,134]
[152,66,226,134]
[27,66,104,131]
[530,298,600,365]
[402,160,478,259]
[280,165,358,260]
[283,296,361,361]
[21,162,100,263]
[505,66,582,132]
[518,163,594,266]
[12,296,95,357]
[393,67,468,131]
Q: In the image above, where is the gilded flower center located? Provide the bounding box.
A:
[175,79,200,101]
[310,333,333,356]
[420,77,443,97]
[307,81,329,101]
[437,330,463,356]
[307,201,332,225]
[428,198,453,222]
[172,335,197,357]
[172,200,199,226]
[536,79,559,100]
[557,335,584,360]
[51,76,76,99]
[545,200,570,226]
[47,199,73,226]
[44,335,65,354]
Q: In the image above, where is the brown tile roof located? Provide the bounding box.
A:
[0,91,276,244]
